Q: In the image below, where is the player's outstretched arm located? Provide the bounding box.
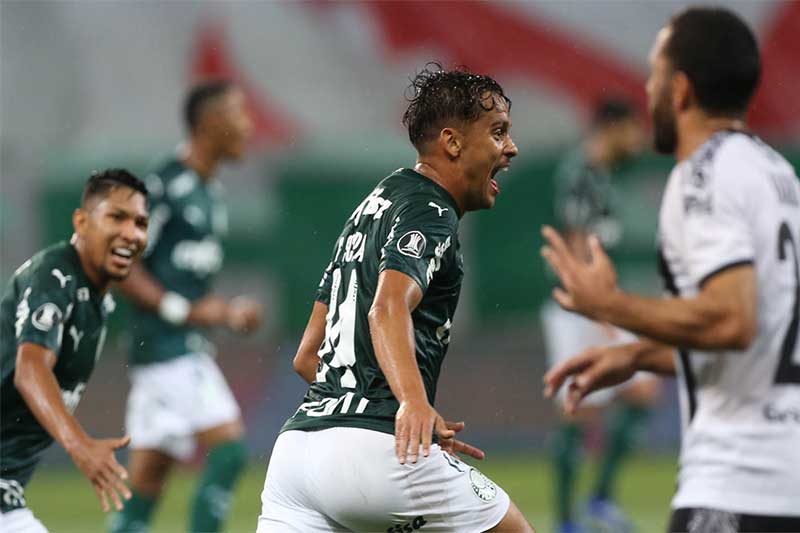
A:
[293,301,327,384]
[369,270,455,465]
[116,263,262,332]
[543,339,675,414]
[14,343,131,512]
[541,225,757,351]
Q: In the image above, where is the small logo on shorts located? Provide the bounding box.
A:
[0,478,27,509]
[386,515,427,532]
[469,468,497,502]
[397,231,426,258]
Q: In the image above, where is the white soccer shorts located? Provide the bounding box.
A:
[0,508,48,533]
[541,301,654,407]
[258,427,511,532]
[126,352,241,460]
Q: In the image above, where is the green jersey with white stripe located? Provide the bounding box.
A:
[554,148,623,249]
[129,157,227,365]
[0,242,113,509]
[282,168,463,436]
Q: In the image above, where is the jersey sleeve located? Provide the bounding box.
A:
[143,172,173,256]
[681,154,755,287]
[316,260,336,306]
[315,232,345,305]
[379,199,458,293]
[14,263,75,354]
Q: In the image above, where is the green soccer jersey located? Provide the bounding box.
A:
[554,148,623,250]
[0,241,114,510]
[282,168,463,436]
[129,156,227,365]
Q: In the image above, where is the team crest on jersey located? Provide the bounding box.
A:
[468,468,497,502]
[31,302,62,332]
[397,231,426,258]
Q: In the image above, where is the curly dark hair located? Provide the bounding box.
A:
[82,168,148,208]
[402,62,511,150]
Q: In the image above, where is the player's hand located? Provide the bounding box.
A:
[227,296,263,334]
[543,343,640,414]
[540,225,618,320]
[188,296,230,327]
[438,420,486,461]
[395,399,452,465]
[68,434,132,512]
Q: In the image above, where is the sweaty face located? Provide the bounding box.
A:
[647,28,678,155]
[77,187,149,284]
[459,93,518,211]
[209,88,254,160]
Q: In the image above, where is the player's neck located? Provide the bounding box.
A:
[676,112,747,162]
[183,138,219,181]
[413,160,465,216]
[585,136,615,172]
[71,238,109,294]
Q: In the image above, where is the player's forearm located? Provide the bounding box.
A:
[14,350,90,455]
[115,263,165,312]
[368,302,428,404]
[631,339,677,375]
[597,290,751,350]
[293,301,327,384]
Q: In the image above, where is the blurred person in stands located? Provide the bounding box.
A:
[541,98,660,533]
[0,170,148,532]
[112,81,263,533]
[543,7,800,533]
[257,63,534,533]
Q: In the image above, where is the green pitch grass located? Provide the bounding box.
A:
[26,454,677,532]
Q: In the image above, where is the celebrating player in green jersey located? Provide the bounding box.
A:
[258,64,534,532]
[112,81,262,533]
[0,170,149,532]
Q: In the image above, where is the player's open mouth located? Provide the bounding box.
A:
[110,246,135,268]
[490,165,510,194]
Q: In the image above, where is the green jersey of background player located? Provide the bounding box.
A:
[258,65,534,533]
[0,170,149,531]
[113,80,262,533]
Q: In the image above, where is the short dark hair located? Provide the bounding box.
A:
[81,168,148,208]
[402,63,511,150]
[591,98,636,129]
[665,7,760,116]
[184,80,233,132]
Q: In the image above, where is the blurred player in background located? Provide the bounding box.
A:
[0,170,148,532]
[258,64,533,532]
[541,99,660,533]
[112,81,263,533]
[543,7,800,533]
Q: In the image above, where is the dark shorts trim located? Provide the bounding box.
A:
[669,507,800,533]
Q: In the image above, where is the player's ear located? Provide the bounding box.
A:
[72,207,87,237]
[672,71,692,113]
[440,127,461,159]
